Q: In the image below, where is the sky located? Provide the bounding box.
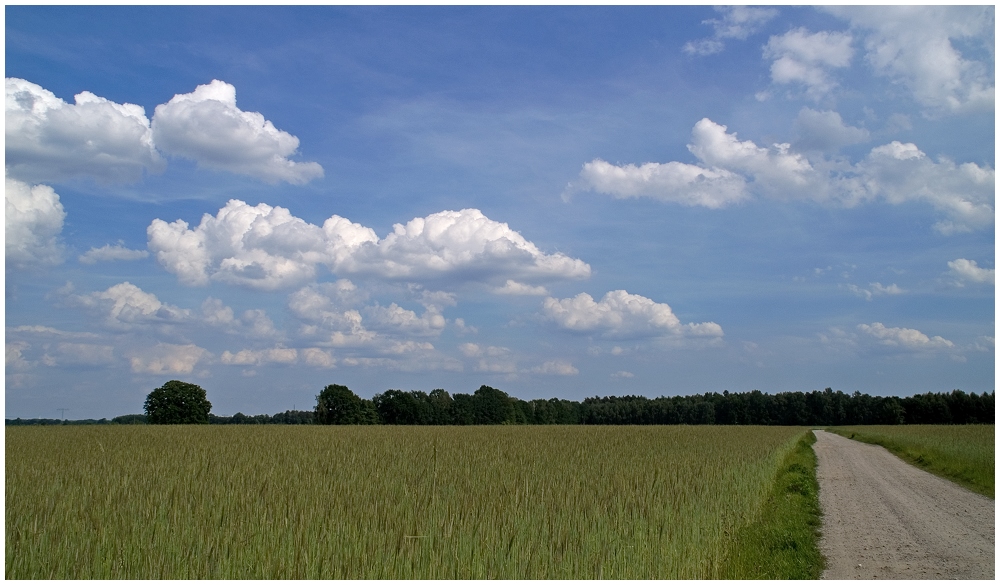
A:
[5,6,995,419]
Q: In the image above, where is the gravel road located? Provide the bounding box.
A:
[812,430,994,580]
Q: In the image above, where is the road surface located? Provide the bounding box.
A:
[812,430,994,580]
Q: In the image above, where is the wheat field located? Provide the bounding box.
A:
[6,425,806,579]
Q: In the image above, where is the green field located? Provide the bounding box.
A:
[827,425,995,498]
[6,425,819,579]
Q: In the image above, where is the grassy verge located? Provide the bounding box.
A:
[719,430,823,579]
[826,425,994,498]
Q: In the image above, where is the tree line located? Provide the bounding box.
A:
[315,384,994,426]
[7,381,993,426]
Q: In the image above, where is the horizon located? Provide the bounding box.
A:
[6,385,993,422]
[6,6,995,419]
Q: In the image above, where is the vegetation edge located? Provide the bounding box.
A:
[825,427,994,498]
[720,430,824,579]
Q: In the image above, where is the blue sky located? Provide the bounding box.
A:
[6,6,995,418]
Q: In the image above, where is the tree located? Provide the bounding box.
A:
[471,385,515,424]
[427,389,454,425]
[315,384,378,425]
[144,380,212,424]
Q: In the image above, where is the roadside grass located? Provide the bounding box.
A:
[827,425,994,498]
[6,425,812,579]
[719,430,823,579]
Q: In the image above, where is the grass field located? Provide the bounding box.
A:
[827,425,994,498]
[7,425,813,579]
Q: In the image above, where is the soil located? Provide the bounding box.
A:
[812,430,994,580]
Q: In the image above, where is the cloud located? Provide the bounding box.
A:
[287,282,377,347]
[458,343,510,358]
[530,360,579,376]
[570,158,748,208]
[220,347,298,366]
[494,280,550,296]
[128,343,210,375]
[71,282,190,329]
[7,325,99,339]
[288,279,462,371]
[147,199,376,289]
[947,259,994,285]
[42,343,115,367]
[149,200,591,290]
[301,347,337,368]
[6,341,32,370]
[458,343,517,374]
[200,297,236,327]
[199,297,279,338]
[573,119,812,206]
[151,79,323,184]
[793,108,870,151]
[5,175,65,269]
[686,119,816,198]
[572,118,994,233]
[5,78,164,184]
[763,28,854,99]
[826,6,994,113]
[611,370,635,378]
[344,208,591,282]
[858,142,995,234]
[542,290,723,339]
[683,6,779,55]
[857,322,954,350]
[845,282,904,301]
[79,241,149,264]
[364,303,446,337]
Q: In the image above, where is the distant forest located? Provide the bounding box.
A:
[7,387,994,426]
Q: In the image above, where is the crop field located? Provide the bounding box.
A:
[827,425,995,498]
[7,425,809,579]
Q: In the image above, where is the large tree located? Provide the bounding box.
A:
[144,380,212,424]
[315,384,378,425]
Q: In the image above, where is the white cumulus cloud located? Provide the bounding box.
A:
[345,208,591,282]
[845,282,904,301]
[79,241,149,264]
[573,118,994,233]
[947,259,994,285]
[494,280,550,296]
[826,6,994,113]
[129,343,210,375]
[857,142,995,234]
[683,6,779,55]
[220,347,298,366]
[530,360,579,376]
[542,290,723,339]
[301,347,337,368]
[6,341,32,370]
[5,175,65,269]
[148,200,590,290]
[764,28,854,99]
[151,79,323,184]
[572,158,748,208]
[71,282,190,328]
[5,78,164,184]
[365,303,446,337]
[857,322,954,350]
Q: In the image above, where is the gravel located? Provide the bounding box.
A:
[812,430,994,580]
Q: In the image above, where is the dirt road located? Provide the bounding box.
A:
[812,430,994,580]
